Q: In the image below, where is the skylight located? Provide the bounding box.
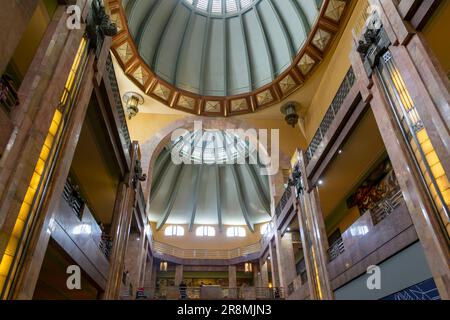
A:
[183,0,255,15]
[170,129,256,165]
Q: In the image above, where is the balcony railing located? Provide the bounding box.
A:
[148,286,285,300]
[0,75,19,112]
[62,178,85,220]
[370,189,404,225]
[306,68,356,164]
[328,237,345,262]
[62,178,113,260]
[152,241,261,260]
[275,185,293,217]
[327,189,406,262]
[105,55,132,151]
[99,233,113,260]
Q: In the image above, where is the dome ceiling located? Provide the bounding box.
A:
[148,130,271,232]
[108,0,350,116]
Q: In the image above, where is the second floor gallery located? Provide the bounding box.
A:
[0,0,449,304]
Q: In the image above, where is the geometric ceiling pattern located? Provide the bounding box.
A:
[107,0,350,116]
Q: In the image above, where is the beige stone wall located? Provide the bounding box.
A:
[422,1,450,74]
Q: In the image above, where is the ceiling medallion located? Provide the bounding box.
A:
[108,0,350,117]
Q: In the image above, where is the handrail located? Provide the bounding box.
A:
[152,241,261,260]
[305,68,356,165]
[62,178,113,260]
[370,189,404,225]
[147,286,285,300]
[328,189,405,262]
[275,186,293,217]
[0,74,19,112]
[105,55,132,151]
[328,237,345,261]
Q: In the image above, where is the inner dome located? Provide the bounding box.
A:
[121,0,323,96]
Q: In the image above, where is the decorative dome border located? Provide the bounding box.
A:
[107,0,351,117]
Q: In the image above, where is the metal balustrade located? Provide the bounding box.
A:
[62,177,114,260]
[0,75,19,112]
[275,186,293,217]
[105,55,132,150]
[306,68,356,164]
[99,234,113,260]
[62,179,84,220]
[146,286,285,300]
[328,237,345,261]
[327,189,405,262]
[152,241,261,260]
[370,189,404,225]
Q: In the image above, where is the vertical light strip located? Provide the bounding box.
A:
[381,52,450,236]
[310,247,323,300]
[0,38,87,297]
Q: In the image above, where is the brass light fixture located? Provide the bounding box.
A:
[280,102,300,128]
[160,261,168,272]
[123,92,144,120]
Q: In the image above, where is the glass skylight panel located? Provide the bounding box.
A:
[211,0,222,14]
[196,0,209,11]
[226,0,238,13]
[172,129,252,164]
[240,0,252,9]
[183,0,254,14]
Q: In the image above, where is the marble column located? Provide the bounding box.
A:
[268,240,280,288]
[143,256,154,289]
[350,1,450,299]
[260,261,269,288]
[296,151,333,300]
[175,265,183,286]
[359,69,450,300]
[0,0,39,74]
[0,3,103,299]
[151,264,158,297]
[123,231,145,293]
[275,231,297,290]
[0,4,89,269]
[252,264,261,288]
[138,240,148,287]
[104,144,139,300]
[12,53,96,300]
[228,265,237,299]
[228,265,237,288]
[104,181,136,298]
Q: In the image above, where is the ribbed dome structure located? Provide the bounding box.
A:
[148,130,271,232]
[121,0,323,96]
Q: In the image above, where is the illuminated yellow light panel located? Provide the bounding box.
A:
[0,37,87,295]
[389,63,450,235]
